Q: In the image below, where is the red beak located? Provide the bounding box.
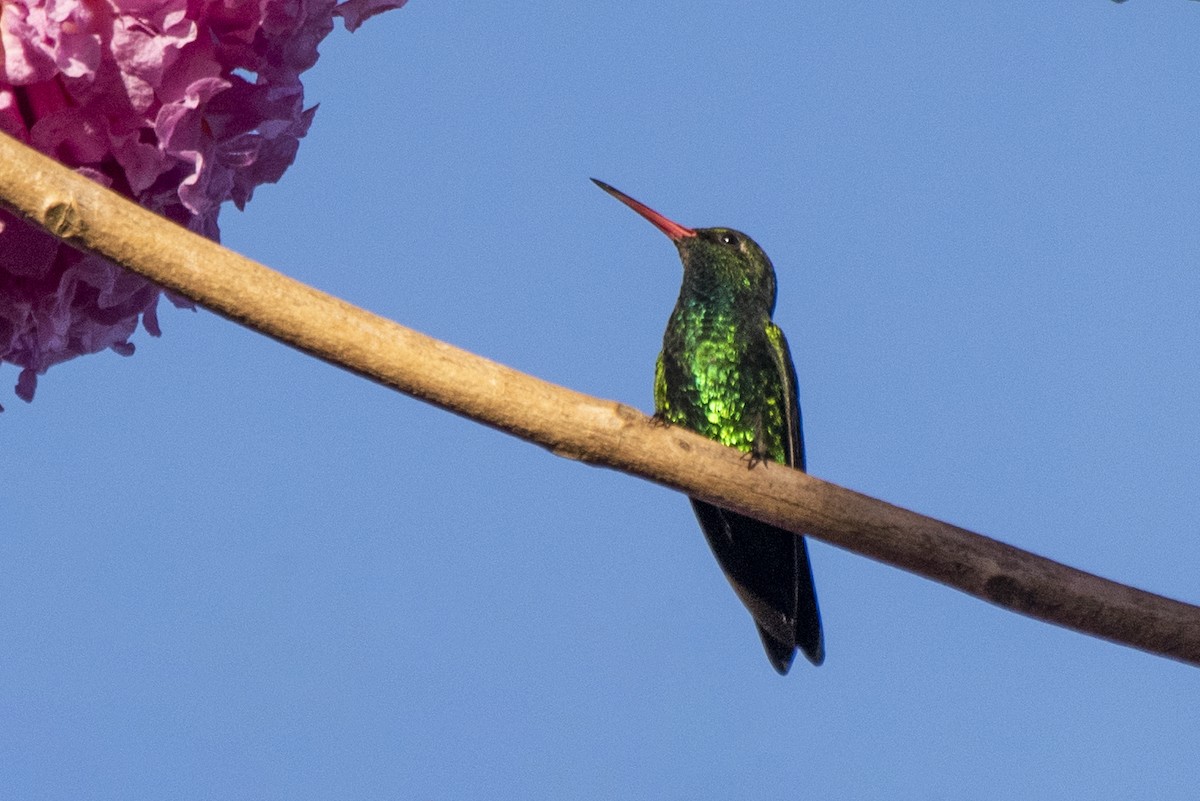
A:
[592,179,697,241]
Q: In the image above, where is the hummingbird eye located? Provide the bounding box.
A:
[720,233,739,246]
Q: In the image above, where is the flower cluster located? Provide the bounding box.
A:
[0,0,404,409]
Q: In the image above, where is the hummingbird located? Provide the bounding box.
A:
[593,178,824,673]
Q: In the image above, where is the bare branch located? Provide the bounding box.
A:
[2,130,1197,666]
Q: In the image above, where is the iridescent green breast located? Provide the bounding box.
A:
[654,301,791,466]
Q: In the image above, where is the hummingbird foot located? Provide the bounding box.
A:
[742,448,770,470]
[745,415,771,469]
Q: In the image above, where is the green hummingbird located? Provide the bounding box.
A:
[593,179,824,673]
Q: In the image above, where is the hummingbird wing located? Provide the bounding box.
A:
[766,323,806,472]
[688,324,824,673]
[764,323,824,667]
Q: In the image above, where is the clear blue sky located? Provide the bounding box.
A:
[4,2,1200,798]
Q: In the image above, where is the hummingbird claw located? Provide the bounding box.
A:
[742,449,769,470]
[746,415,771,468]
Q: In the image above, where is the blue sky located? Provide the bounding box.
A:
[4,2,1200,798]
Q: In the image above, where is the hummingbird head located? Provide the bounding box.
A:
[592,179,777,312]
[675,226,777,312]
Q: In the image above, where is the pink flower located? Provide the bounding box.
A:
[0,0,406,409]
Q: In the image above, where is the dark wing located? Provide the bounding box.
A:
[764,323,805,472]
[764,323,824,666]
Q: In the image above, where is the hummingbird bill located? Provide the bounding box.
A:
[593,178,824,673]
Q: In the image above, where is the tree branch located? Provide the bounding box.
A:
[2,130,1197,667]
